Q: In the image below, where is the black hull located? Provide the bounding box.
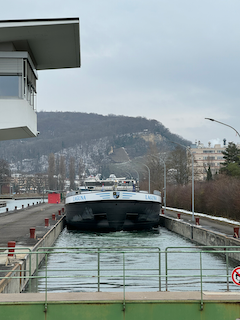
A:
[65,200,161,232]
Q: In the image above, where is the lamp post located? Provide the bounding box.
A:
[150,154,167,214]
[142,163,151,194]
[171,141,195,222]
[205,118,240,138]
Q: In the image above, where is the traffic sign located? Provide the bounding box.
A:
[231,267,240,286]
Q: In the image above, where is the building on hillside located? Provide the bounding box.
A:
[190,141,227,180]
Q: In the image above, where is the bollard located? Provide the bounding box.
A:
[28,204,30,207]
[15,206,17,210]
[177,213,181,219]
[8,241,16,257]
[22,205,24,209]
[32,203,34,206]
[6,208,8,212]
[161,208,164,215]
[45,218,49,227]
[58,210,61,216]
[37,202,38,205]
[62,207,64,213]
[234,227,239,238]
[30,228,36,239]
[196,217,200,225]
[52,214,56,221]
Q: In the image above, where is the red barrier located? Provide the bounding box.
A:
[8,241,16,257]
[30,228,36,239]
[195,217,200,225]
[234,227,239,238]
[52,214,56,221]
[45,218,49,227]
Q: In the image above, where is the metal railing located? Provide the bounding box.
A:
[0,246,240,309]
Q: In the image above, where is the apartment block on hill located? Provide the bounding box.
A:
[190,141,226,180]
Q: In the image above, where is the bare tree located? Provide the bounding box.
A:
[48,153,56,190]
[69,157,75,190]
[78,158,85,186]
[168,146,190,185]
[59,156,66,191]
[0,159,10,194]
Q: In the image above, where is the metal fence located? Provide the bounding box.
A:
[0,246,240,307]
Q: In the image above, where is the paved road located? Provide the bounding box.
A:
[0,202,64,247]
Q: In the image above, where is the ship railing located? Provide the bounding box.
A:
[0,246,240,310]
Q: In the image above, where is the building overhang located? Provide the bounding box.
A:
[0,18,80,141]
[0,18,81,70]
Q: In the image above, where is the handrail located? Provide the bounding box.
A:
[1,245,240,311]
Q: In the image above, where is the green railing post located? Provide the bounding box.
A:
[158,248,161,291]
[226,248,229,291]
[44,252,48,313]
[123,252,126,311]
[165,249,168,291]
[97,248,100,292]
[200,252,203,311]
[29,250,32,290]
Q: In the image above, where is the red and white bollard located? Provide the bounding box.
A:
[195,217,200,225]
[62,207,64,213]
[177,213,181,219]
[8,241,16,257]
[58,210,61,216]
[52,214,56,221]
[45,218,49,227]
[161,208,164,215]
[30,228,36,239]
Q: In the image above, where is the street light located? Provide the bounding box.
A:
[171,141,195,222]
[141,163,151,194]
[149,154,167,214]
[205,118,240,138]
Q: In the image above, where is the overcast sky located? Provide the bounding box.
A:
[2,0,240,147]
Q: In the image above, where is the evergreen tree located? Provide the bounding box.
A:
[220,142,240,176]
[222,142,240,164]
[206,166,213,181]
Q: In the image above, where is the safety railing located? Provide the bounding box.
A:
[0,246,240,310]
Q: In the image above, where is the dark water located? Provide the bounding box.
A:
[27,227,239,293]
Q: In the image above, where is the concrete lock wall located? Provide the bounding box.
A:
[0,216,65,293]
[160,215,240,261]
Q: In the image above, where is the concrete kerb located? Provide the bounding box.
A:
[160,214,240,261]
[0,214,66,293]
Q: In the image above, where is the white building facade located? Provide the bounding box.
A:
[191,141,226,180]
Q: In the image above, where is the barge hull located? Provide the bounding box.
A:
[65,200,161,232]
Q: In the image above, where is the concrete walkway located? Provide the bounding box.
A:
[164,208,240,238]
[1,291,240,302]
[0,202,64,248]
